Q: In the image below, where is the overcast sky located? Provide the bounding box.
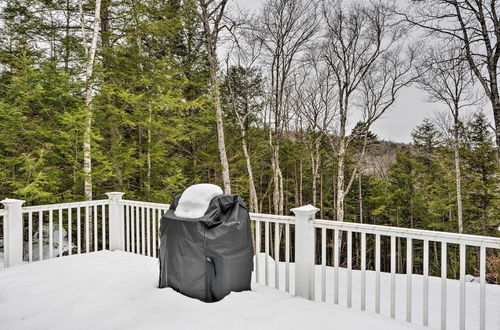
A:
[233,0,493,143]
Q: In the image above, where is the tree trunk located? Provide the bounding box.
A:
[241,129,259,213]
[81,0,101,201]
[198,0,231,194]
[336,139,346,222]
[493,101,500,160]
[453,114,463,233]
[358,172,363,223]
[299,158,303,205]
[320,172,324,219]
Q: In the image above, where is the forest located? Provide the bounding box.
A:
[0,0,498,243]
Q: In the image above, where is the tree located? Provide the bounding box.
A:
[292,49,336,206]
[416,45,479,233]
[222,65,264,212]
[402,0,500,158]
[322,0,415,222]
[252,0,318,214]
[80,0,102,200]
[196,0,232,194]
[463,112,499,234]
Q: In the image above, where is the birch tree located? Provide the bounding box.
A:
[292,50,336,206]
[253,0,318,214]
[196,0,232,193]
[223,63,263,212]
[416,46,480,233]
[322,0,415,222]
[80,0,101,201]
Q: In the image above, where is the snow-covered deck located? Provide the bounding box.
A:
[0,251,423,330]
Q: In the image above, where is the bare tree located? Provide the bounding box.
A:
[322,0,416,222]
[292,49,336,206]
[401,0,500,158]
[197,0,232,193]
[80,0,102,201]
[253,0,318,214]
[416,45,480,233]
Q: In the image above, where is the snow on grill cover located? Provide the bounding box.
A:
[158,185,254,302]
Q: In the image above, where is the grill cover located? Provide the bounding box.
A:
[158,194,254,302]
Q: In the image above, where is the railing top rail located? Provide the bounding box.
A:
[22,199,109,212]
[122,199,170,209]
[314,219,500,248]
[250,213,295,224]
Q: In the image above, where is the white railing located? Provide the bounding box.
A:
[313,219,500,330]
[1,195,498,330]
[22,199,110,261]
[121,200,169,258]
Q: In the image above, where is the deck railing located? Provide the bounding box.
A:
[1,193,499,330]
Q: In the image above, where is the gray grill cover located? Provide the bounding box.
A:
[158,194,253,302]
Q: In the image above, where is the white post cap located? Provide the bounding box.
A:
[291,204,319,215]
[105,192,125,200]
[1,198,26,206]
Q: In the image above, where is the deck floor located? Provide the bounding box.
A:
[0,251,422,330]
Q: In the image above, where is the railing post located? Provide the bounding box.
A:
[106,192,125,251]
[1,198,25,268]
[291,204,319,300]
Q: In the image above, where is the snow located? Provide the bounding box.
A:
[254,254,500,330]
[290,204,319,213]
[174,183,223,219]
[25,224,72,261]
[0,251,423,330]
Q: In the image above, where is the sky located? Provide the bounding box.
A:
[233,0,494,143]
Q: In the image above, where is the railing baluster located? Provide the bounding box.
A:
[390,235,396,319]
[274,222,279,289]
[28,212,33,262]
[39,210,43,261]
[285,222,290,293]
[321,227,326,302]
[441,242,447,330]
[265,220,269,286]
[406,237,412,322]
[68,208,72,256]
[459,244,466,330]
[102,204,106,250]
[347,230,352,308]
[58,209,63,257]
[135,206,140,254]
[85,206,89,253]
[361,232,366,311]
[126,205,130,252]
[49,209,53,259]
[423,239,429,326]
[131,206,136,253]
[255,219,261,284]
[77,207,81,254]
[375,233,381,314]
[147,207,151,257]
[93,205,98,252]
[334,229,339,304]
[141,207,146,255]
[479,245,486,330]
[152,208,157,258]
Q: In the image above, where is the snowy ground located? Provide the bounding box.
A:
[0,251,423,330]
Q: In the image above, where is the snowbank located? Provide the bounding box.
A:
[0,251,422,330]
[174,183,223,218]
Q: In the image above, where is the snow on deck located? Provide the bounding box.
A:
[257,254,500,330]
[0,251,423,330]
